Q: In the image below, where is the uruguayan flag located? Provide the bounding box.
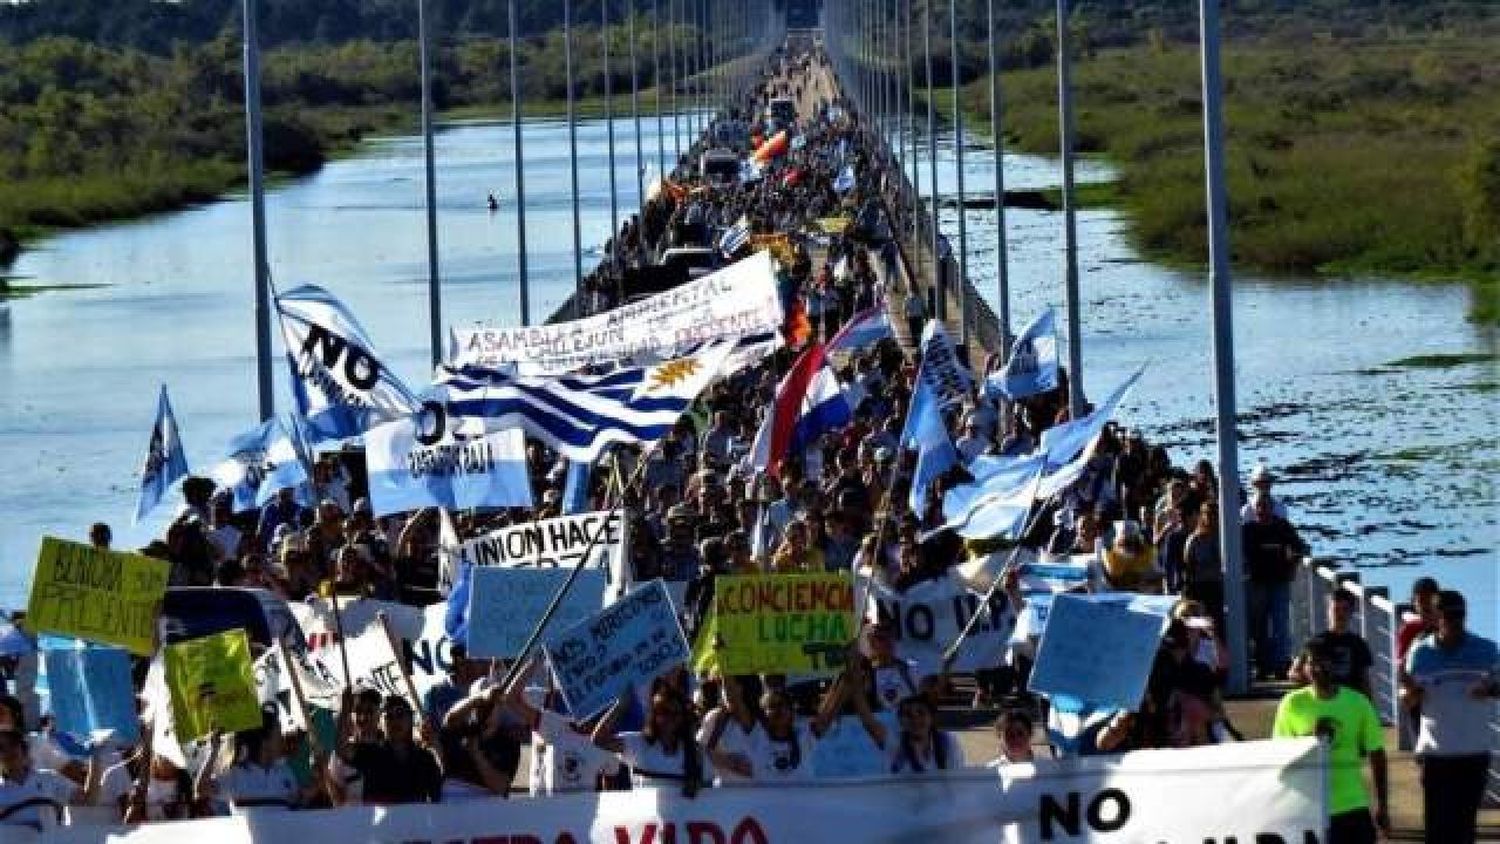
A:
[276,284,419,442]
[210,417,311,513]
[134,385,188,524]
[717,216,752,257]
[430,342,732,464]
[364,422,532,518]
[986,308,1059,400]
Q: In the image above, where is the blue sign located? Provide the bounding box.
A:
[465,567,608,659]
[42,637,140,743]
[544,580,688,719]
[1027,593,1170,712]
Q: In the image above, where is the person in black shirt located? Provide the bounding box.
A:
[1288,590,1373,698]
[1242,493,1308,678]
[344,696,442,805]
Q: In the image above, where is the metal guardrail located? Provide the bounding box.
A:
[1290,558,1499,807]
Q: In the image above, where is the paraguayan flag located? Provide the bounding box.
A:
[276,284,420,442]
[134,385,189,524]
[429,341,733,463]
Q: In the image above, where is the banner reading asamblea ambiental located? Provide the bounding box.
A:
[545,579,688,719]
[460,510,628,594]
[862,571,1017,678]
[26,537,170,656]
[448,251,783,374]
[712,574,856,675]
[50,739,1327,844]
[466,567,609,659]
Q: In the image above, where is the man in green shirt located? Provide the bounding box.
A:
[1272,639,1389,844]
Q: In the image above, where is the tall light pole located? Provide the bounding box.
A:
[418,0,442,367]
[1056,0,1083,417]
[243,0,273,421]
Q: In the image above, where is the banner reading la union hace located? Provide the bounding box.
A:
[43,740,1327,844]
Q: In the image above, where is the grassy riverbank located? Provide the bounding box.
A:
[0,25,710,273]
[946,34,1500,324]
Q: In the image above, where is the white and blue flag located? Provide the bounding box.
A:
[826,306,894,355]
[833,164,856,194]
[938,452,1045,540]
[134,385,188,524]
[276,284,419,443]
[986,308,1059,400]
[364,420,532,518]
[430,342,732,464]
[210,417,311,513]
[904,375,958,516]
[562,460,593,515]
[1035,365,1145,499]
[717,216,752,257]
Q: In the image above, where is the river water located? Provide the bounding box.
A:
[1,117,1495,636]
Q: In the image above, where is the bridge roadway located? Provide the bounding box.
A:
[774,41,1499,840]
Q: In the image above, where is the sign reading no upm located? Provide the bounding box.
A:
[27,537,170,655]
[545,580,688,719]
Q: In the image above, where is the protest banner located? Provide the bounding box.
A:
[254,641,342,731]
[466,567,608,659]
[58,739,1326,844]
[545,580,688,718]
[914,321,972,411]
[26,537,170,655]
[341,624,409,701]
[290,596,425,653]
[1027,593,1171,712]
[460,510,628,594]
[402,602,456,699]
[163,629,261,742]
[711,574,855,675]
[41,637,139,743]
[364,422,531,517]
[449,251,782,374]
[863,571,1017,676]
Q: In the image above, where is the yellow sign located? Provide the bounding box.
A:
[711,574,855,675]
[690,608,721,676]
[749,235,796,268]
[26,537,170,655]
[815,217,852,235]
[165,629,262,741]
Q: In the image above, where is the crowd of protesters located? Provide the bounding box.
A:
[0,39,1491,843]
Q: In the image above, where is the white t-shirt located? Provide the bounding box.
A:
[746,722,818,781]
[811,714,889,778]
[618,732,706,790]
[0,768,77,831]
[215,760,299,813]
[697,709,760,785]
[98,763,186,822]
[871,661,921,711]
[886,731,964,775]
[531,711,620,796]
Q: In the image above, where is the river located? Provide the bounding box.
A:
[1,116,1494,637]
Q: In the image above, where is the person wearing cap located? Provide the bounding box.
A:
[342,695,442,805]
[1273,639,1388,843]
[1239,461,1289,522]
[1400,589,1499,844]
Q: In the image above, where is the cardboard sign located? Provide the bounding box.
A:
[545,580,688,718]
[712,574,855,675]
[466,567,608,659]
[41,638,140,743]
[1027,593,1170,712]
[164,629,261,741]
[27,537,169,655]
[863,572,1017,676]
[459,511,625,585]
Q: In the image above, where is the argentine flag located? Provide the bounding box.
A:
[210,416,311,513]
[134,385,188,524]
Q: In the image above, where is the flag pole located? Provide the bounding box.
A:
[419,0,442,368]
[276,634,325,761]
[242,0,274,422]
[939,489,1051,669]
[1055,0,1085,419]
[1198,0,1249,695]
[377,611,426,717]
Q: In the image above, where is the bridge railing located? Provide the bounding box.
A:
[1290,557,1499,807]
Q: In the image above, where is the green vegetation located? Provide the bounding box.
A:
[0,22,711,257]
[1385,352,1498,369]
[948,34,1500,323]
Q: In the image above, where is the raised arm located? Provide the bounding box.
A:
[192,730,223,805]
[811,666,850,737]
[846,659,887,748]
[591,693,630,755]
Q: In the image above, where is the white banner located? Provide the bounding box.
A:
[461,510,628,596]
[53,740,1326,843]
[364,420,532,518]
[863,571,1017,676]
[449,251,783,374]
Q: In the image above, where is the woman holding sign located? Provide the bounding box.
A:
[705,668,883,782]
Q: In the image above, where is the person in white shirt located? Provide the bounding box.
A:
[592,685,708,796]
[504,663,620,796]
[988,709,1036,767]
[863,623,926,711]
[195,709,317,815]
[868,694,965,776]
[703,672,871,783]
[0,727,97,832]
